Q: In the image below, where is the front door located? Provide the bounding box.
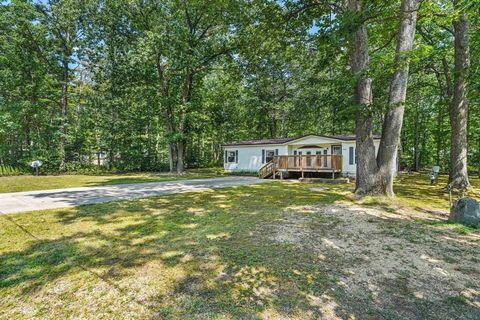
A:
[332,145,342,155]
[306,151,312,167]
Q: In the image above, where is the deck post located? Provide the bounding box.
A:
[300,156,304,178]
[332,157,334,179]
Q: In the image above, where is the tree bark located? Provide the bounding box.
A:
[352,0,419,196]
[347,0,378,195]
[374,0,419,196]
[431,64,449,167]
[155,55,176,173]
[59,55,68,171]
[448,0,470,191]
[413,106,420,171]
[175,72,193,173]
[477,134,480,178]
[176,140,185,173]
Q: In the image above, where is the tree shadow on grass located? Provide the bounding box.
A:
[82,172,219,187]
[2,182,478,319]
[1,235,82,293]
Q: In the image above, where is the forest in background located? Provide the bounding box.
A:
[0,0,479,176]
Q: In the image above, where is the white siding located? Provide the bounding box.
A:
[223,138,387,176]
[223,145,288,172]
[341,141,380,177]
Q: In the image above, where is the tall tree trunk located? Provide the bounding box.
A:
[59,57,68,171]
[353,0,419,196]
[167,144,175,173]
[477,134,480,178]
[431,58,453,168]
[156,55,175,173]
[347,0,377,195]
[176,140,185,173]
[374,0,419,196]
[448,0,470,191]
[413,105,420,171]
[175,72,193,173]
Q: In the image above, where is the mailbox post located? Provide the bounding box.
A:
[31,160,43,176]
[429,165,440,184]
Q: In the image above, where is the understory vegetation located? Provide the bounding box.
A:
[1,1,479,318]
[1,175,478,319]
[1,1,479,176]
[0,165,23,177]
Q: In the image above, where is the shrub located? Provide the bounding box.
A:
[0,165,24,176]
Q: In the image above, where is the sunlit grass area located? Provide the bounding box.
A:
[360,173,480,213]
[1,179,479,319]
[0,168,226,193]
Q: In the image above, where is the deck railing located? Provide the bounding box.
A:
[258,160,275,179]
[274,155,342,171]
[259,155,342,179]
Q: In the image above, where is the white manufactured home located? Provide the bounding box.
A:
[222,134,381,178]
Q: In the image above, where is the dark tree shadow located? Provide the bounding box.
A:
[1,182,478,319]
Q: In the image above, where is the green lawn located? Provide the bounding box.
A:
[362,174,480,210]
[0,168,226,193]
[1,175,479,319]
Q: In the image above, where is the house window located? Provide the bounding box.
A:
[263,149,278,163]
[265,150,276,163]
[225,150,238,163]
[349,147,355,165]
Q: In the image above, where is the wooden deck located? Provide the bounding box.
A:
[259,155,342,179]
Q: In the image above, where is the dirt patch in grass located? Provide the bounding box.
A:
[1,181,479,319]
[265,203,480,319]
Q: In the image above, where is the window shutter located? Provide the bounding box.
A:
[224,150,228,163]
[349,147,354,165]
[262,149,265,163]
[275,149,278,156]
[235,150,238,163]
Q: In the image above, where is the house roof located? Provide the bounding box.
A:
[222,134,381,146]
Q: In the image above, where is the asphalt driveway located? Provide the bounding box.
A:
[0,176,269,214]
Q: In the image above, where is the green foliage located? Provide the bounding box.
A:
[0,0,479,174]
[0,165,24,176]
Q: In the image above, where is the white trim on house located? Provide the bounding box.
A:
[223,134,383,177]
[286,134,346,145]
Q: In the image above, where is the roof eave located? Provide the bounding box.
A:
[222,135,382,147]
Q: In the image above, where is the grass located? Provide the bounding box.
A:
[1,176,479,319]
[0,168,226,193]
[358,173,480,212]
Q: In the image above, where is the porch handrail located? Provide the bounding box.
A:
[258,154,343,179]
[273,154,342,171]
[258,160,275,178]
